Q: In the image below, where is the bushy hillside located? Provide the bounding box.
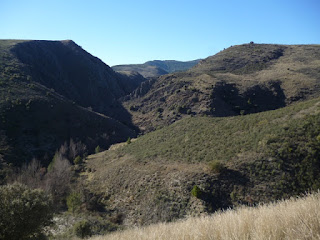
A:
[124,43,320,132]
[84,97,320,226]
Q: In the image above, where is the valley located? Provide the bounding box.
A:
[1,40,320,239]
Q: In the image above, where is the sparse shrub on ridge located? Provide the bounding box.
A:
[208,160,225,173]
[95,145,101,153]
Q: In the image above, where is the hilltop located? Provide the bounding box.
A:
[112,59,200,78]
[124,43,320,132]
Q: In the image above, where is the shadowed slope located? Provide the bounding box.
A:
[0,40,136,167]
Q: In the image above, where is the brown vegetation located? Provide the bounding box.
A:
[90,192,320,240]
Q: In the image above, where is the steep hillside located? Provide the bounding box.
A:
[124,43,320,132]
[112,59,200,78]
[84,97,320,226]
[0,40,137,168]
[9,40,145,123]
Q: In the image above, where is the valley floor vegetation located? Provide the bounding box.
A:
[90,191,320,240]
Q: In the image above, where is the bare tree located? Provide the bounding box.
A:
[69,139,87,160]
[45,154,72,208]
[13,158,45,189]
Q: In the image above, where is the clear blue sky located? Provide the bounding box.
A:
[0,0,319,66]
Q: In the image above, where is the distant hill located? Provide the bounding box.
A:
[145,59,201,73]
[112,64,168,78]
[112,59,201,78]
[0,40,138,167]
[124,43,320,132]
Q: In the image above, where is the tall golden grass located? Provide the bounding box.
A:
[90,192,320,240]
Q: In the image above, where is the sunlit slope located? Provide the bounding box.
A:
[85,97,320,226]
[91,192,320,240]
[125,44,320,132]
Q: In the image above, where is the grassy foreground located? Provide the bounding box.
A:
[90,192,320,240]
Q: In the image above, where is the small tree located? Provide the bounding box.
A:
[45,155,72,208]
[95,145,101,154]
[0,183,53,240]
[126,137,131,144]
[67,191,82,214]
[73,220,92,239]
[73,155,82,165]
[13,158,44,189]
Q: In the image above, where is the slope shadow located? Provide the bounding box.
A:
[211,81,286,117]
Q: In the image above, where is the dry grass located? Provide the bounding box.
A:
[90,192,320,240]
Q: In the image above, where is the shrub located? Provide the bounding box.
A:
[95,145,101,153]
[156,107,164,113]
[191,185,203,198]
[129,105,138,111]
[126,137,132,144]
[73,155,82,165]
[73,220,92,239]
[177,106,184,113]
[208,160,225,173]
[0,183,53,240]
[67,191,82,214]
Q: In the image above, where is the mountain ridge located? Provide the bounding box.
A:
[123,43,320,132]
[112,59,201,78]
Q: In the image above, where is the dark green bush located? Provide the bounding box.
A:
[95,145,101,154]
[191,185,203,198]
[73,155,82,165]
[156,107,164,113]
[0,183,53,240]
[73,220,92,239]
[66,192,82,214]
